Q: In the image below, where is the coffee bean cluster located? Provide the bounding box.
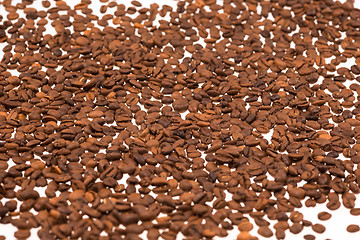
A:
[0,0,360,239]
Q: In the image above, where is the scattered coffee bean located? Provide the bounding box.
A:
[312,224,326,234]
[0,0,360,239]
[258,226,273,238]
[317,212,332,221]
[350,208,360,216]
[347,224,360,233]
[303,234,315,240]
[238,221,254,232]
[237,231,253,240]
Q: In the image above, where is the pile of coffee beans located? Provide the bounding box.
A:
[0,0,360,239]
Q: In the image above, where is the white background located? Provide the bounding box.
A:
[1,0,360,239]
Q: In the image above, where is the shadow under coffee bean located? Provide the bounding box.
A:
[0,0,360,239]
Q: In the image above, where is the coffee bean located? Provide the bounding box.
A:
[347,224,360,233]
[131,1,142,7]
[312,223,326,234]
[290,223,303,234]
[303,234,315,240]
[172,98,189,113]
[148,228,160,240]
[237,231,252,240]
[350,208,360,216]
[1,0,360,239]
[75,36,90,46]
[238,221,253,232]
[193,204,208,216]
[14,229,30,239]
[88,110,104,118]
[317,211,331,221]
[30,161,45,170]
[258,226,273,238]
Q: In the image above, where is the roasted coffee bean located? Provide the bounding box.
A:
[238,221,253,232]
[350,208,360,216]
[289,223,303,234]
[303,234,315,240]
[172,98,189,113]
[14,229,31,239]
[312,224,326,234]
[317,212,331,221]
[1,0,360,239]
[237,231,253,240]
[258,226,273,238]
[347,224,360,233]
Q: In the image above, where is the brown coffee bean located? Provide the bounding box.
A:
[289,223,303,234]
[303,234,315,240]
[14,229,31,239]
[200,229,214,238]
[238,221,253,232]
[193,204,208,216]
[258,226,273,238]
[75,36,90,46]
[237,231,252,240]
[7,12,19,20]
[288,187,306,199]
[68,190,85,202]
[151,177,167,186]
[88,110,104,118]
[2,0,360,239]
[148,228,160,240]
[172,98,189,113]
[131,0,142,7]
[312,224,326,234]
[350,208,360,216]
[317,211,331,221]
[30,160,46,170]
[347,224,360,233]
